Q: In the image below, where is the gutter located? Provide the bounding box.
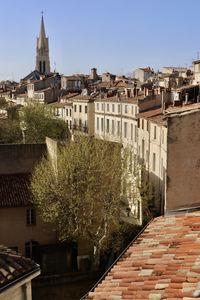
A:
[0,265,40,294]
[81,218,153,300]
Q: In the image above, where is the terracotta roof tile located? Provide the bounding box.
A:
[83,212,200,299]
[0,174,32,207]
[0,245,39,290]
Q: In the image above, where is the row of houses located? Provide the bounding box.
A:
[48,83,200,221]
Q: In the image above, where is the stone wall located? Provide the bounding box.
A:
[0,144,46,174]
[166,110,200,212]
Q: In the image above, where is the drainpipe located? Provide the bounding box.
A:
[185,92,188,104]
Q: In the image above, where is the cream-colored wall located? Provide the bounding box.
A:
[137,118,167,212]
[72,100,92,134]
[137,118,150,168]
[94,100,138,149]
[0,207,57,256]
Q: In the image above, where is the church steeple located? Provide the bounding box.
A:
[35,14,51,75]
[39,15,46,38]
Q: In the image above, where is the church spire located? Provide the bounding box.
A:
[35,13,51,74]
[39,14,46,39]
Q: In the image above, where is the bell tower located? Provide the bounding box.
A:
[35,13,51,74]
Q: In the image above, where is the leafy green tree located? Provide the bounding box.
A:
[31,136,132,268]
[0,119,22,144]
[0,98,7,109]
[20,102,69,143]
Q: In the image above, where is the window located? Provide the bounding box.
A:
[117,121,121,136]
[142,119,144,130]
[131,124,133,140]
[10,246,18,253]
[112,120,114,134]
[25,241,39,261]
[74,104,76,112]
[137,118,140,128]
[135,106,138,115]
[97,103,99,111]
[102,103,104,111]
[147,121,149,132]
[66,109,68,117]
[153,153,156,172]
[70,120,72,129]
[134,125,137,142]
[161,157,163,178]
[106,119,109,133]
[142,139,145,159]
[154,126,157,140]
[146,150,149,161]
[125,105,128,114]
[85,106,87,114]
[79,105,82,113]
[124,122,127,138]
[107,103,109,112]
[101,118,104,132]
[162,129,164,144]
[26,208,36,225]
[70,109,72,117]
[112,104,115,113]
[97,117,99,131]
[118,104,121,113]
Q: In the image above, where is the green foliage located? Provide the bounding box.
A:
[0,98,7,109]
[20,103,69,143]
[0,102,69,144]
[31,136,153,268]
[31,136,124,266]
[0,120,22,144]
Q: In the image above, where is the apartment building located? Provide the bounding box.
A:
[138,108,167,213]
[71,95,94,136]
[137,102,200,215]
[61,75,85,91]
[94,95,139,154]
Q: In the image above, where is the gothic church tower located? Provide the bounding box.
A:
[35,15,51,74]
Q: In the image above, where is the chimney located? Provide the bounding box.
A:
[161,90,165,113]
[91,68,97,80]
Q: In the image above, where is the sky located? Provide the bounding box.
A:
[0,0,200,81]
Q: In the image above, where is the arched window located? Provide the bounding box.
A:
[39,61,42,73]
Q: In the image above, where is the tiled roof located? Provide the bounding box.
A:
[139,107,162,118]
[0,245,40,291]
[0,174,32,207]
[165,103,200,115]
[84,211,200,299]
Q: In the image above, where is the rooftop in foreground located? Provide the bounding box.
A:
[84,211,200,299]
[0,245,40,292]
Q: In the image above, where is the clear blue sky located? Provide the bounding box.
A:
[0,0,200,81]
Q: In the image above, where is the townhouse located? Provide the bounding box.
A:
[94,94,139,154]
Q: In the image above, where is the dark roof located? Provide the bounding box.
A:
[0,245,40,291]
[0,174,32,208]
[84,211,200,299]
[21,70,41,82]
